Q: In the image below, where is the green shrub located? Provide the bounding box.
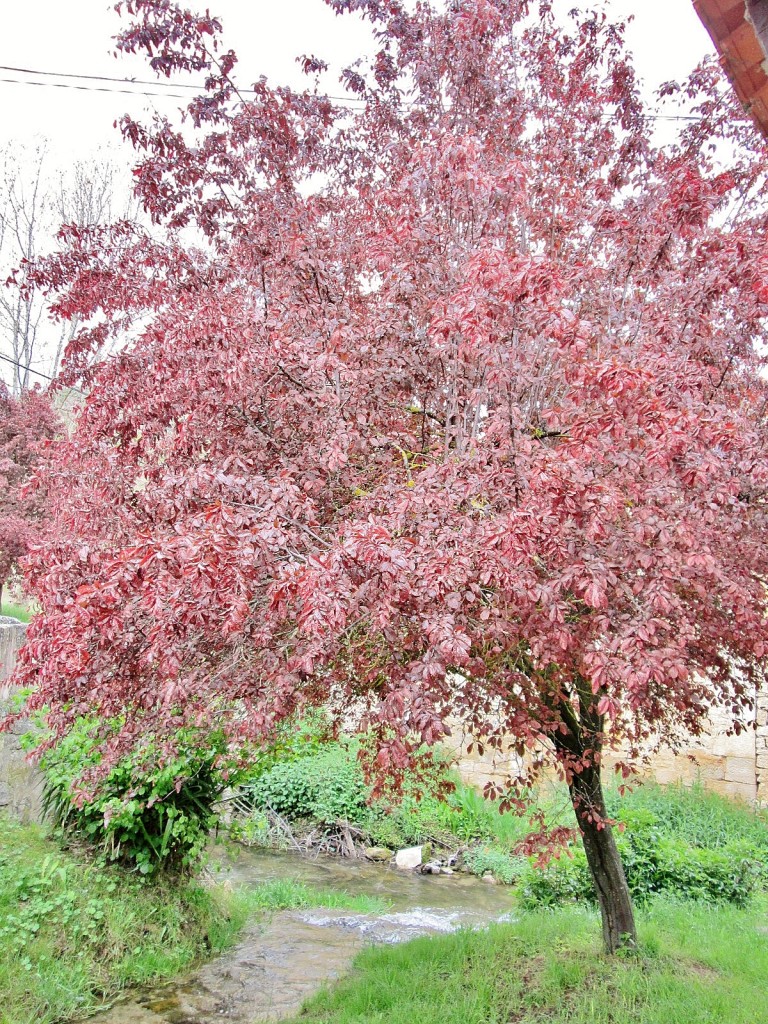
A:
[244,743,369,823]
[238,708,333,785]
[645,838,760,904]
[365,794,452,848]
[228,810,273,847]
[37,718,232,875]
[239,731,498,848]
[519,830,762,909]
[519,847,595,908]
[608,782,768,861]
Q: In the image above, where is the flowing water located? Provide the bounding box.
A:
[86,847,517,1024]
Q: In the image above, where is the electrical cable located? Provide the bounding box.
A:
[0,63,706,118]
[0,352,56,382]
[0,352,86,397]
[0,63,366,105]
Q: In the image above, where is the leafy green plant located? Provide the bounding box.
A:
[0,814,253,1024]
[227,810,273,847]
[608,782,768,861]
[519,830,763,910]
[244,743,369,823]
[37,718,232,875]
[519,847,595,908]
[236,708,334,787]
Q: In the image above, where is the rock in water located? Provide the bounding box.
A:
[365,847,393,863]
[395,846,424,870]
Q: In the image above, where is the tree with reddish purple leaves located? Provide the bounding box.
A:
[12,0,768,951]
[0,383,60,609]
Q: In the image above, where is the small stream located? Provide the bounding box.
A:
[87,847,517,1024]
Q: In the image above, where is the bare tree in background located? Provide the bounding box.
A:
[0,145,132,392]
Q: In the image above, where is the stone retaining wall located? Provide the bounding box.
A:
[757,686,768,806]
[603,703,758,804]
[0,616,42,822]
[449,682,768,806]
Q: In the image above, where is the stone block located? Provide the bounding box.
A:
[709,779,755,802]
[711,730,755,758]
[672,751,726,784]
[365,848,393,863]
[724,757,757,786]
[652,764,684,786]
[395,846,424,870]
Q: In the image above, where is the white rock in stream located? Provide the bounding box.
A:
[395,845,424,869]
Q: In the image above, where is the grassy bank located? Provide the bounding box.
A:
[0,815,385,1024]
[0,814,251,1023]
[291,897,768,1024]
[0,601,32,622]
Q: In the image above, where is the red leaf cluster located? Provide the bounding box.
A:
[0,384,60,596]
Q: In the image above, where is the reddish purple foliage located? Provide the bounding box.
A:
[0,384,60,597]
[11,0,768,948]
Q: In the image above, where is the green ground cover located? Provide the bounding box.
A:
[0,601,32,622]
[290,898,768,1024]
[0,815,385,1024]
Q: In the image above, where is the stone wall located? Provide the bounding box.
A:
[0,616,42,822]
[0,615,26,686]
[449,682,768,806]
[603,703,758,804]
[444,724,523,795]
[757,686,768,807]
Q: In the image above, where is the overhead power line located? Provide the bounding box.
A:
[0,351,56,382]
[0,63,203,90]
[0,352,87,397]
[0,63,365,105]
[0,75,193,100]
[0,63,706,119]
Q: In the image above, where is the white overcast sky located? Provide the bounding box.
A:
[1,0,717,160]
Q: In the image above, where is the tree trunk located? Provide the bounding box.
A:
[569,764,637,954]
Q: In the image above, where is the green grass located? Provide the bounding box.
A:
[0,814,252,1023]
[0,816,383,1024]
[244,877,390,914]
[0,601,32,622]
[607,780,768,852]
[289,897,768,1024]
